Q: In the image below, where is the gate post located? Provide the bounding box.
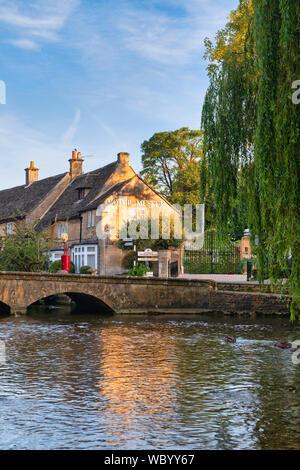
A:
[158,250,171,278]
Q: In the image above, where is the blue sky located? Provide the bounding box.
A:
[0,0,238,189]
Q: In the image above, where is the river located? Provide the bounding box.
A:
[0,307,299,450]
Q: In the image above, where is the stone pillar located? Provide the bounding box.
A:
[158,250,171,278]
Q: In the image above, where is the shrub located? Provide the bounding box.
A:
[80,265,92,275]
[49,259,75,274]
[128,263,149,277]
[122,251,135,269]
[0,220,54,272]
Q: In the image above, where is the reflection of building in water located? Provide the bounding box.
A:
[96,324,179,444]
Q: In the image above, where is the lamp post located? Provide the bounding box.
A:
[61,233,70,273]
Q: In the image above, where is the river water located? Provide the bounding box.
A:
[0,308,299,450]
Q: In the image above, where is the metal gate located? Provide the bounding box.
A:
[183,231,240,274]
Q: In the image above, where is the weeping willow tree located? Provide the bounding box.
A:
[201,0,256,238]
[201,0,300,318]
[253,0,300,318]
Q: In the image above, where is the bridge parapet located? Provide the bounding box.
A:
[0,272,290,316]
[0,272,216,315]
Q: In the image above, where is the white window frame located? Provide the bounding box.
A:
[6,222,13,235]
[72,245,98,273]
[87,211,95,228]
[49,250,64,263]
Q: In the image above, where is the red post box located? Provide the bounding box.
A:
[61,254,70,272]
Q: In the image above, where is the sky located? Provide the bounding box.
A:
[0,0,238,189]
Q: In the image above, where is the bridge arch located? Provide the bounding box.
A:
[28,291,115,315]
[0,300,10,315]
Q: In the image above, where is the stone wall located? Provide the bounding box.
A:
[0,272,292,316]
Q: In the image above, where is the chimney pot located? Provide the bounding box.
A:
[69,149,84,179]
[117,152,130,166]
[25,161,39,186]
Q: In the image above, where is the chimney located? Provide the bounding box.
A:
[25,161,39,186]
[117,152,130,167]
[69,149,84,179]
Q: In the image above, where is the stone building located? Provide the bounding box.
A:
[0,151,179,275]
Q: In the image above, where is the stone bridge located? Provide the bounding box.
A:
[0,272,291,316]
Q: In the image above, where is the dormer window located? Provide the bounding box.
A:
[77,187,90,202]
[78,188,85,201]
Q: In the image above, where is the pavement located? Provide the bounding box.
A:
[179,274,251,283]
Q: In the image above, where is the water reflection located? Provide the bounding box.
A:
[96,323,181,448]
[0,310,299,449]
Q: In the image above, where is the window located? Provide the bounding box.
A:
[6,222,13,235]
[58,224,68,238]
[78,188,85,201]
[77,188,90,201]
[72,245,97,273]
[87,211,95,228]
[49,251,64,263]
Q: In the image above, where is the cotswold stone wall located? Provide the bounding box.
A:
[0,272,291,316]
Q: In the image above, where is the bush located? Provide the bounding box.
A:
[0,220,54,272]
[122,251,135,269]
[49,259,75,274]
[80,265,92,275]
[128,262,149,277]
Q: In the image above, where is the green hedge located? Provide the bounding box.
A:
[80,265,92,275]
[49,259,76,274]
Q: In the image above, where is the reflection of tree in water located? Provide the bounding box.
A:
[171,319,278,450]
[96,322,180,446]
[248,347,300,450]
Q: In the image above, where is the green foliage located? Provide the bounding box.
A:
[117,217,183,253]
[128,263,150,277]
[80,265,92,275]
[0,221,53,273]
[141,127,203,204]
[49,259,76,274]
[201,0,256,237]
[201,0,300,318]
[121,251,135,269]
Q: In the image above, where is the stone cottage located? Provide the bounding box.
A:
[0,151,179,275]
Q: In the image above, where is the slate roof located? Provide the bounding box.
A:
[0,157,173,231]
[0,173,67,223]
[85,178,134,210]
[36,161,120,230]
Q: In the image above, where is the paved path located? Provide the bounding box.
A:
[179,274,250,284]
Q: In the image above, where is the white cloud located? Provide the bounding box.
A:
[117,0,230,66]
[7,38,40,50]
[0,0,79,48]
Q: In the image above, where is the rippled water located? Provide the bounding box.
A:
[0,307,300,450]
